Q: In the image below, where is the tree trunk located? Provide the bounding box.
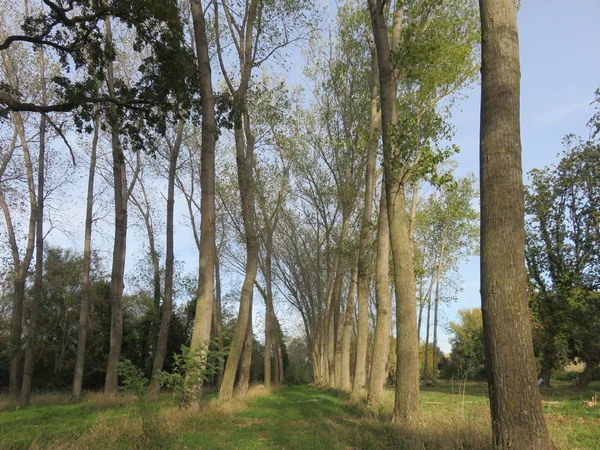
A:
[417,295,424,343]
[573,361,595,389]
[214,247,224,388]
[237,305,253,395]
[219,106,259,400]
[9,276,26,399]
[4,113,36,400]
[352,43,379,399]
[367,184,392,407]
[276,327,285,384]
[368,0,420,423]
[20,46,47,407]
[104,17,128,396]
[73,107,99,400]
[539,354,552,389]
[431,228,447,384]
[130,179,161,376]
[422,290,432,383]
[263,227,276,388]
[328,214,349,388]
[188,0,217,405]
[431,272,441,383]
[341,260,358,391]
[148,120,183,396]
[479,0,555,447]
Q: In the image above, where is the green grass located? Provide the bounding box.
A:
[0,382,598,449]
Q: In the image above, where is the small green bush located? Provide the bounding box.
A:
[158,335,228,408]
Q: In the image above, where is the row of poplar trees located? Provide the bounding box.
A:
[0,0,558,447]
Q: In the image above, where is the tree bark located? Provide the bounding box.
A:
[539,355,552,389]
[263,242,275,388]
[148,120,183,395]
[479,0,555,447]
[20,46,47,407]
[422,290,432,382]
[328,214,349,388]
[188,0,217,405]
[367,185,392,407]
[237,303,253,395]
[104,16,130,396]
[214,246,224,388]
[4,112,37,400]
[368,0,420,423]
[341,260,358,391]
[352,43,379,399]
[129,174,161,376]
[215,0,261,400]
[573,361,596,389]
[219,105,259,399]
[431,230,446,384]
[72,107,99,400]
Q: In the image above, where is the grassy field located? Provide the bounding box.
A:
[0,381,598,449]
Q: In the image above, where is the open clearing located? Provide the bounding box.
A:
[1,382,599,450]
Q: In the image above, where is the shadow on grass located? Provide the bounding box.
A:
[180,385,491,450]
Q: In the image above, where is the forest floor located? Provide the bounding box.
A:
[1,382,599,449]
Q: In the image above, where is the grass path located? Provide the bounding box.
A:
[180,386,371,449]
[1,383,599,449]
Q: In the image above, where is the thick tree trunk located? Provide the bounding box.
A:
[104,17,129,396]
[573,361,596,389]
[148,121,183,395]
[479,0,555,447]
[367,184,392,407]
[368,0,420,423]
[73,108,99,400]
[188,0,217,405]
[20,47,47,407]
[341,261,358,391]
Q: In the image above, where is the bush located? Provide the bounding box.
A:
[159,336,228,408]
[553,370,579,382]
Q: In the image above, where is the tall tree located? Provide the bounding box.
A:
[73,107,100,400]
[187,0,217,405]
[103,16,141,395]
[352,10,380,400]
[20,44,48,407]
[478,0,554,447]
[148,120,184,395]
[213,0,313,399]
[368,0,420,422]
[526,123,600,388]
